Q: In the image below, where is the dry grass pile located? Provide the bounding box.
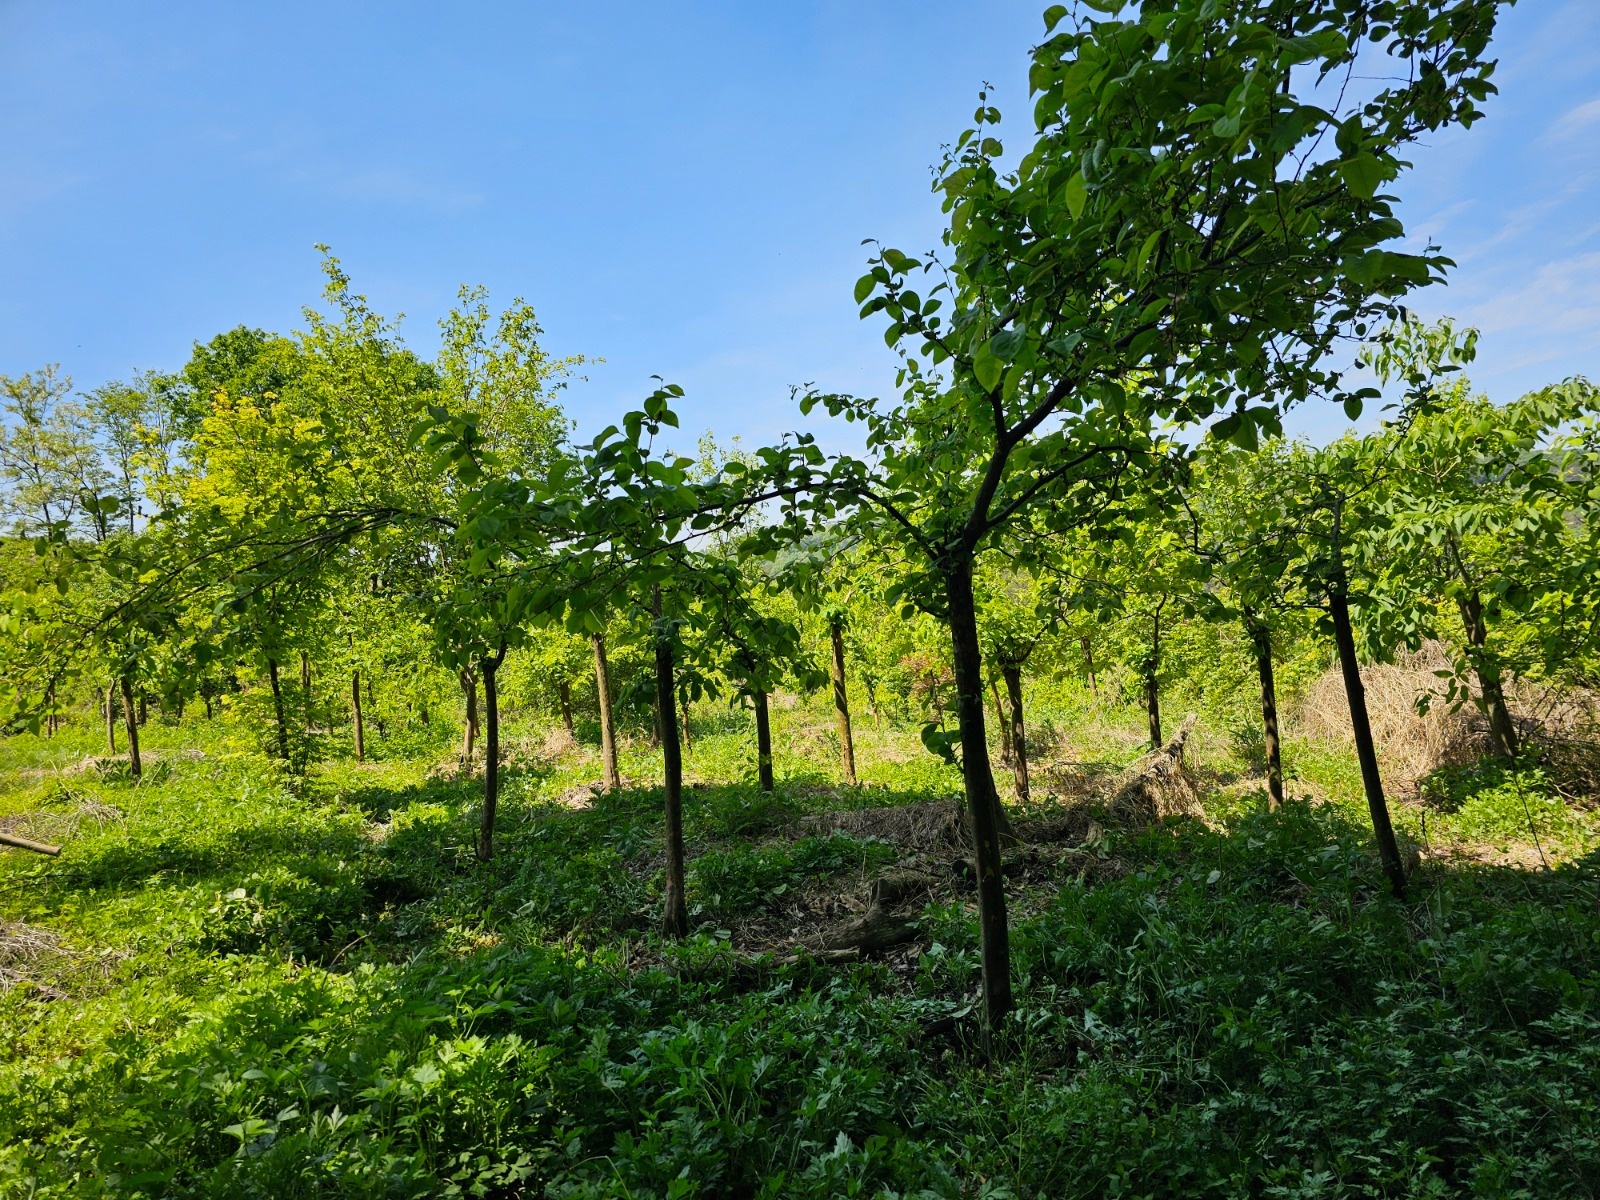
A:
[797,800,966,855]
[1296,642,1600,792]
[0,921,69,999]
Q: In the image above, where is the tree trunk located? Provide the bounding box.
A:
[944,557,1012,1037]
[203,692,213,720]
[1144,612,1162,750]
[351,670,365,762]
[1456,591,1520,757]
[174,694,184,722]
[1247,617,1284,810]
[558,680,575,737]
[592,633,621,791]
[1082,636,1098,698]
[119,674,141,780]
[654,588,688,938]
[137,692,147,726]
[300,651,311,728]
[681,697,693,754]
[459,669,478,767]
[1002,664,1030,805]
[104,685,117,754]
[1329,588,1407,898]
[754,689,774,792]
[267,658,290,761]
[991,678,1012,765]
[478,654,501,862]
[830,621,858,785]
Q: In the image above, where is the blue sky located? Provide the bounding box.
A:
[2,1,1596,451]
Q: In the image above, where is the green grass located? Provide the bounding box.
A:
[2,695,1598,1198]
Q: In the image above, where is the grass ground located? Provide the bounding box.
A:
[1,686,1598,1198]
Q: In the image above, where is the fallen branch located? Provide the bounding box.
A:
[0,831,61,856]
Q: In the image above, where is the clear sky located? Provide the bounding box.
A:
[2,1,1596,451]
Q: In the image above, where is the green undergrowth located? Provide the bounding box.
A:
[2,702,1598,1198]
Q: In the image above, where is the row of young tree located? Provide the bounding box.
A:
[5,0,1590,1038]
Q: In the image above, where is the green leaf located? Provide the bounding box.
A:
[1343,396,1364,421]
[1338,153,1385,200]
[973,339,1003,392]
[853,274,875,304]
[1064,171,1088,220]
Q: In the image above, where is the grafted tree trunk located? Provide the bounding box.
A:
[654,588,688,938]
[119,674,142,780]
[351,670,365,762]
[754,689,774,792]
[1456,590,1519,757]
[991,678,1012,765]
[459,669,479,767]
[1328,585,1407,898]
[1001,664,1030,805]
[944,556,1012,1035]
[478,652,503,862]
[830,621,857,785]
[267,658,290,762]
[558,681,575,737]
[592,633,621,791]
[1247,616,1284,810]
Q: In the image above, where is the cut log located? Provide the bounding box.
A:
[0,831,61,856]
[800,903,918,957]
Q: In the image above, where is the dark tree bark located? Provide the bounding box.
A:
[558,680,575,737]
[1001,664,1030,804]
[654,588,688,938]
[1082,636,1099,698]
[830,621,858,785]
[681,697,693,754]
[351,670,365,762]
[1246,615,1284,809]
[592,633,621,791]
[137,692,147,726]
[944,556,1012,1035]
[203,692,213,720]
[1144,610,1163,750]
[1456,590,1520,757]
[459,669,479,767]
[477,652,504,862]
[300,651,311,729]
[991,678,1012,765]
[1328,586,1407,898]
[267,658,290,761]
[103,685,116,755]
[119,674,142,780]
[754,689,774,791]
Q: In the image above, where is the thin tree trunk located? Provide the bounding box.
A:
[754,689,774,792]
[654,587,688,938]
[991,678,1012,765]
[1456,591,1520,757]
[945,557,1012,1037]
[1328,587,1407,898]
[1247,616,1285,810]
[1002,664,1030,805]
[558,680,575,737]
[204,692,213,720]
[592,633,621,791]
[352,670,365,762]
[119,674,141,780]
[105,685,116,754]
[174,694,183,722]
[299,650,311,729]
[1082,636,1098,698]
[1144,611,1163,750]
[137,693,147,726]
[478,654,502,862]
[460,669,478,767]
[681,697,692,754]
[830,621,857,785]
[267,658,290,761]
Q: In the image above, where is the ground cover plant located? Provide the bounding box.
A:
[5,0,1600,1194]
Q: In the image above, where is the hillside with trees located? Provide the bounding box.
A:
[4,2,1600,1196]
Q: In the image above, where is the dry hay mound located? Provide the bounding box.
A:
[1105,714,1201,824]
[797,800,966,854]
